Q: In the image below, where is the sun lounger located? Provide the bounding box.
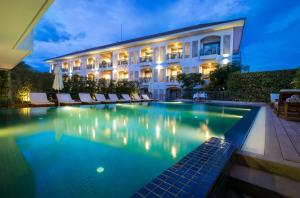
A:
[56,93,81,105]
[121,94,132,102]
[108,94,122,102]
[30,93,55,106]
[132,94,144,102]
[95,94,113,103]
[141,94,154,101]
[79,93,101,104]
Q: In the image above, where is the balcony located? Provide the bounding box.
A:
[73,66,81,71]
[86,64,95,70]
[200,47,220,56]
[166,52,182,60]
[140,56,152,63]
[99,61,112,68]
[166,75,178,82]
[118,60,128,66]
[62,68,68,72]
[140,77,152,83]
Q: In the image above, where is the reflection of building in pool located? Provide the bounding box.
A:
[47,18,245,100]
[39,105,216,159]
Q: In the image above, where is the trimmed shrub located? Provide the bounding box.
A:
[227,69,296,102]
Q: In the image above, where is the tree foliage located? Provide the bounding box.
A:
[177,73,204,89]
[292,67,300,89]
[62,75,140,95]
[10,62,54,103]
[205,64,241,91]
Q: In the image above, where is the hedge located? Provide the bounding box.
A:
[0,70,9,107]
[227,69,296,102]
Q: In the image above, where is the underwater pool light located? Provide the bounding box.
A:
[96,166,105,173]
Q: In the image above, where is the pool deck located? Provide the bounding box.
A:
[237,106,300,179]
[231,105,300,197]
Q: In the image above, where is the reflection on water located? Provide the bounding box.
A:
[0,103,249,160]
[0,102,250,197]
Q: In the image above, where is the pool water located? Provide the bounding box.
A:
[0,102,250,197]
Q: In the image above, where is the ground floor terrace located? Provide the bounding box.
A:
[68,62,219,101]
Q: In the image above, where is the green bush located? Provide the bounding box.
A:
[227,69,296,102]
[292,67,300,88]
[62,76,140,95]
[205,64,241,91]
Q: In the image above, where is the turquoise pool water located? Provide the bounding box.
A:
[0,102,250,197]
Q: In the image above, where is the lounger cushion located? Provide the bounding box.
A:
[30,93,54,105]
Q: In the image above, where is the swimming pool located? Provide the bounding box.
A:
[0,102,250,197]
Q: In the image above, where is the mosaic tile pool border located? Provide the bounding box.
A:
[131,106,260,198]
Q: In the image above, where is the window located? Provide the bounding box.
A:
[134,71,139,80]
[192,41,198,57]
[160,46,165,62]
[191,66,197,73]
[153,89,158,99]
[154,69,158,82]
[184,42,190,58]
[130,52,134,65]
[159,69,164,82]
[129,71,133,80]
[183,67,189,74]
[223,35,231,55]
[202,42,220,55]
[154,48,159,62]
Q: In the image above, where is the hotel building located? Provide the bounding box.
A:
[46,18,245,100]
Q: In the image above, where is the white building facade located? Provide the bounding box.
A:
[47,18,245,100]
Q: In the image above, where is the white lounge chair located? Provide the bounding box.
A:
[133,94,143,102]
[121,94,132,102]
[141,94,153,101]
[79,93,100,104]
[30,93,55,106]
[108,94,122,102]
[95,94,112,103]
[56,93,81,105]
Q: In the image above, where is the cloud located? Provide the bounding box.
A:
[34,19,71,43]
[161,0,250,28]
[26,0,299,72]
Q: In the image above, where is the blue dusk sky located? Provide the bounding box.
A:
[25,0,300,72]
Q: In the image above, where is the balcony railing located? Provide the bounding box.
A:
[140,77,152,83]
[99,62,112,68]
[73,66,81,71]
[62,68,68,72]
[166,52,182,60]
[166,75,178,82]
[140,56,152,63]
[118,60,128,65]
[86,64,95,69]
[200,47,220,56]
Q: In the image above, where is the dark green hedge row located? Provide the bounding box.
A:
[227,69,296,102]
[0,70,9,106]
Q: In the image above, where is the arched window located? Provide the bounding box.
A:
[200,36,221,55]
[87,73,95,81]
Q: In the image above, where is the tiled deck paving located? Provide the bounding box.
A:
[132,107,260,198]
